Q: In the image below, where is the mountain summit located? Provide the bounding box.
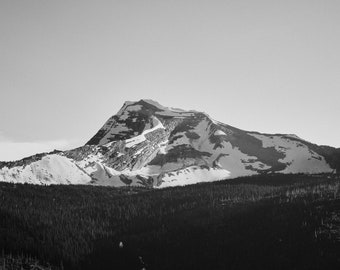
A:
[1,99,339,187]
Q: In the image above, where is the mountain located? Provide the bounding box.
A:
[1,99,339,187]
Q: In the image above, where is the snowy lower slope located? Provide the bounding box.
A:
[0,99,338,187]
[0,154,91,185]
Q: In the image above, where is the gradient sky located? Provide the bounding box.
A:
[1,0,339,161]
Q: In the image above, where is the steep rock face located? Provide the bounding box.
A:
[0,99,339,187]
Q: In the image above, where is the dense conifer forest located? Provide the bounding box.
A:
[1,174,340,269]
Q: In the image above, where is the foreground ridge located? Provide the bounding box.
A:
[1,99,339,187]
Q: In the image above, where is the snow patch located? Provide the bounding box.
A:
[125,117,164,148]
[214,130,227,136]
[159,166,231,188]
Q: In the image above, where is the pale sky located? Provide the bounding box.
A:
[1,0,339,161]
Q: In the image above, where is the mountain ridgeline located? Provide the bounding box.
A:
[1,99,339,187]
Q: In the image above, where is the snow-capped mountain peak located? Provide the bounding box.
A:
[1,100,339,187]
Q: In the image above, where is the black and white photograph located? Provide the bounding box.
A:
[0,0,339,269]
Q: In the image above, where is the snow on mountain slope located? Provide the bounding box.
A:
[0,99,339,187]
[125,116,164,148]
[86,99,193,146]
[0,154,91,185]
[159,166,231,188]
[248,133,333,174]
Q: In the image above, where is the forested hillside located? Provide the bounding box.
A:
[1,174,340,269]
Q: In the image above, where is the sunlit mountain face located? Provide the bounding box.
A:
[1,99,339,187]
